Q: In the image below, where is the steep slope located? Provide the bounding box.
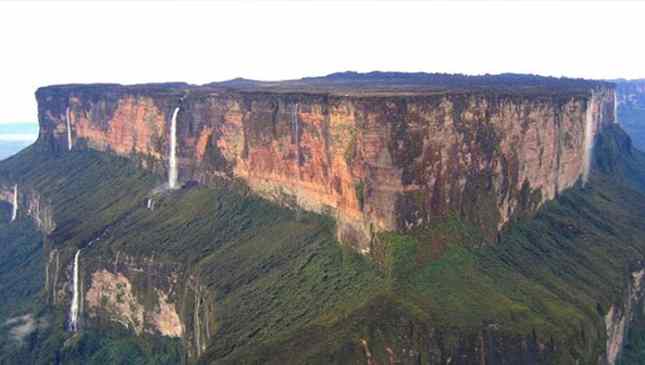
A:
[4,74,645,364]
[0,202,44,326]
[0,146,184,365]
[2,121,645,364]
[0,145,383,363]
[218,125,645,364]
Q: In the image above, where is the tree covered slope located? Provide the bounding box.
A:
[1,126,645,364]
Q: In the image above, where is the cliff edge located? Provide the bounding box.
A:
[35,73,617,252]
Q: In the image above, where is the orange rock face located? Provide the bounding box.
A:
[36,86,616,252]
[70,95,167,160]
[84,256,185,338]
[85,269,146,334]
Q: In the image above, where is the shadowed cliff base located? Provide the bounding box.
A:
[2,124,645,363]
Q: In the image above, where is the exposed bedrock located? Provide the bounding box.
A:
[604,262,645,365]
[45,248,214,360]
[0,182,56,233]
[36,85,616,251]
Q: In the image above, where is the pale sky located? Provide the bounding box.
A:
[1,0,644,123]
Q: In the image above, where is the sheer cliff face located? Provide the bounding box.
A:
[36,86,616,251]
[604,265,645,365]
[44,248,213,357]
[0,183,55,233]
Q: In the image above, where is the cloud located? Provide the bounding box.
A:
[5,314,47,345]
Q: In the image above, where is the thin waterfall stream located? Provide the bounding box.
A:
[69,249,81,332]
[10,184,18,222]
[169,107,180,189]
[66,107,73,151]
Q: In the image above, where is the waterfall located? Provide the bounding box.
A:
[69,249,81,332]
[582,98,595,185]
[614,91,619,124]
[168,107,180,189]
[292,104,299,165]
[66,107,73,151]
[10,184,18,222]
[194,292,202,356]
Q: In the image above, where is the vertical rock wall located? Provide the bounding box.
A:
[35,85,616,251]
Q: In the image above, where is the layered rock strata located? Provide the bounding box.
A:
[36,83,616,251]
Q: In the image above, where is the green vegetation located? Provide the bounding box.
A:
[0,147,183,365]
[229,126,645,364]
[0,203,43,320]
[621,323,645,365]
[0,202,47,365]
[377,173,645,362]
[2,319,182,365]
[58,328,182,365]
[0,145,385,363]
[2,125,645,364]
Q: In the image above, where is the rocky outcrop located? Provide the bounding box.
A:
[357,329,553,365]
[45,247,214,360]
[85,270,147,334]
[183,275,216,360]
[0,183,55,233]
[82,253,185,336]
[35,82,616,251]
[45,248,61,305]
[604,263,645,365]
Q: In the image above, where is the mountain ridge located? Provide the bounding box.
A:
[38,71,613,97]
[2,124,645,364]
[3,74,645,364]
[35,77,617,253]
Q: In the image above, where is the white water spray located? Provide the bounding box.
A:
[69,249,81,332]
[10,184,18,222]
[66,107,73,151]
[168,107,180,189]
[582,99,595,185]
[292,104,299,165]
[614,91,619,124]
